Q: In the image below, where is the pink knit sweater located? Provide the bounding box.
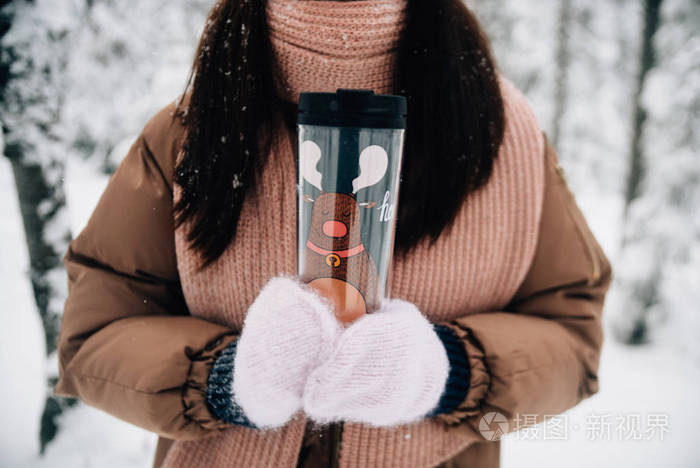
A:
[163,1,545,466]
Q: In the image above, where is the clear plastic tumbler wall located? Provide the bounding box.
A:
[296,89,407,324]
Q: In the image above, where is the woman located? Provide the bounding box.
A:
[54,0,612,467]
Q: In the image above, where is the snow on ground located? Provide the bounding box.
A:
[502,338,700,468]
[33,404,157,468]
[1,142,698,467]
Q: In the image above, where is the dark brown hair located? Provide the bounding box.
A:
[174,0,504,268]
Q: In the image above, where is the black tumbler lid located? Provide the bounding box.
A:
[297,88,407,129]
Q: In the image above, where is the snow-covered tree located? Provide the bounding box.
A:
[468,0,699,353]
[0,0,82,452]
[612,0,700,353]
[59,0,210,172]
[1,0,210,453]
[467,0,557,133]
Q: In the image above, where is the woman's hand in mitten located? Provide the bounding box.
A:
[302,298,452,427]
[219,276,341,429]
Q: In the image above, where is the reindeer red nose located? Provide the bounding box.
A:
[323,220,348,238]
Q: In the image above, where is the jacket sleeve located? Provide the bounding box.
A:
[434,134,613,439]
[53,102,238,440]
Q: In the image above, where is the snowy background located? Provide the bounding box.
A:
[1,0,698,466]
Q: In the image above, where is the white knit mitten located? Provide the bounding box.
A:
[232,275,342,429]
[302,298,450,427]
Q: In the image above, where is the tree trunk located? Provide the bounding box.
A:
[5,151,67,355]
[624,0,663,223]
[551,0,572,150]
[1,0,76,453]
[615,0,664,345]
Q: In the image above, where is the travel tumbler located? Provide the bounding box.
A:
[296,88,407,324]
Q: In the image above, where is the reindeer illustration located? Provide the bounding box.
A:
[299,139,389,324]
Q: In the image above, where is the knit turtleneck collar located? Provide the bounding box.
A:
[266,0,408,104]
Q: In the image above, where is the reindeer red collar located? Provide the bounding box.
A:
[306,239,365,259]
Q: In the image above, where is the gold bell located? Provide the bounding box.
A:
[325,253,341,267]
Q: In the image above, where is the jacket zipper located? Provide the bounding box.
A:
[329,421,343,468]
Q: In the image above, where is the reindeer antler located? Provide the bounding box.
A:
[301,140,323,191]
[352,145,388,194]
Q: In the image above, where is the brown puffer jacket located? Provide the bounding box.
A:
[54,101,612,468]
